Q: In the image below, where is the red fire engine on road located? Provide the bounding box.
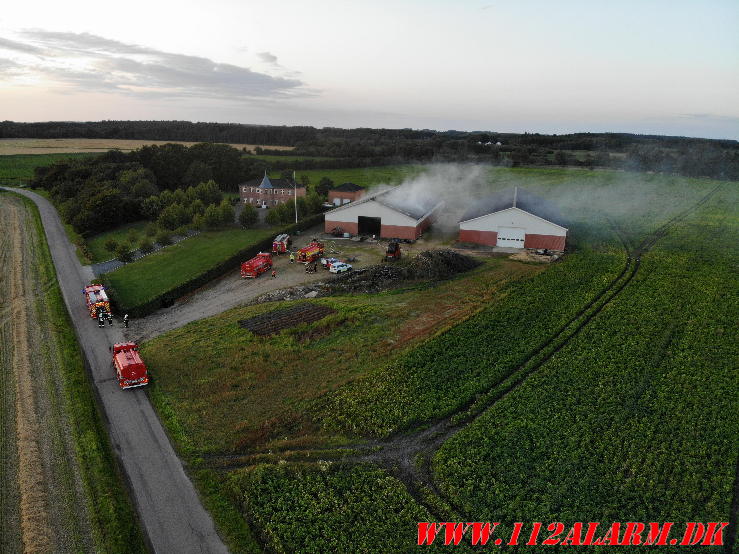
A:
[297,241,324,263]
[240,252,273,278]
[111,343,149,389]
[83,284,111,318]
[272,233,291,254]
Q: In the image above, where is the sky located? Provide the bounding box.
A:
[0,0,737,139]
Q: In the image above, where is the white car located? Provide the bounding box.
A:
[329,262,353,273]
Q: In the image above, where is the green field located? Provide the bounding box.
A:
[248,154,337,163]
[103,227,274,309]
[296,164,424,189]
[0,153,94,183]
[86,221,151,262]
[140,167,738,552]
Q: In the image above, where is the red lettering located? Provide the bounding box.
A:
[620,522,645,545]
[701,522,728,545]
[417,522,441,545]
[508,522,524,545]
[681,522,705,545]
[560,522,584,546]
[470,522,499,545]
[593,522,621,545]
[582,522,600,545]
[542,522,565,545]
[444,522,470,545]
[644,522,673,545]
[527,522,542,545]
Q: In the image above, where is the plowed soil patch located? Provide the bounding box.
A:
[239,303,336,335]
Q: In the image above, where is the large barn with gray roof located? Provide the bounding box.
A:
[459,187,568,250]
[324,189,441,240]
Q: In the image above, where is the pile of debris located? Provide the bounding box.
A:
[250,250,479,304]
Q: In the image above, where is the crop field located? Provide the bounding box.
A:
[140,168,738,552]
[0,192,144,553]
[0,153,94,183]
[0,138,294,155]
[102,227,274,310]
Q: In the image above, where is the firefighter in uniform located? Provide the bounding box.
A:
[123,314,129,328]
[271,269,277,278]
[107,311,114,325]
[98,309,106,328]
[289,252,295,263]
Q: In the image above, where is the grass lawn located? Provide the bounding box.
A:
[104,227,274,308]
[86,221,151,262]
[0,153,94,183]
[296,165,424,189]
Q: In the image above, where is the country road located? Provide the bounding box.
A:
[2,188,228,554]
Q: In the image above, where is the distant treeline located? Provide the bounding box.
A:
[5,120,739,180]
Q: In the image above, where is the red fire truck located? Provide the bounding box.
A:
[111,343,149,389]
[272,233,291,254]
[83,284,111,318]
[297,241,324,263]
[240,252,273,278]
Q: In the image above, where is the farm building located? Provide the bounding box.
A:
[459,187,567,250]
[324,188,441,240]
[328,182,365,206]
[239,173,306,208]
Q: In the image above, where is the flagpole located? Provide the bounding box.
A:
[293,170,298,224]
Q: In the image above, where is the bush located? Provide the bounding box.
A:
[239,204,258,228]
[115,243,133,263]
[126,228,140,244]
[174,225,191,237]
[144,223,158,237]
[155,230,172,246]
[139,239,154,254]
[104,238,119,254]
[219,199,235,226]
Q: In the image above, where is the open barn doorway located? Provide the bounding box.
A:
[358,216,381,236]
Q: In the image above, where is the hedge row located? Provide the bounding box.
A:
[102,213,325,318]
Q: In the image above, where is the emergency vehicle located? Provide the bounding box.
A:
[297,241,324,264]
[83,284,111,318]
[240,252,273,278]
[111,343,149,389]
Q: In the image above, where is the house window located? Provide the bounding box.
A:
[273,200,278,205]
[243,198,248,203]
[242,187,247,192]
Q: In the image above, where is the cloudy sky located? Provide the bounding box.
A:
[1,0,737,139]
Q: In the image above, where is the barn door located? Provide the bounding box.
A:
[496,227,525,248]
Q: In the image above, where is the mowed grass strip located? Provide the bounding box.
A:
[86,221,150,263]
[104,227,274,307]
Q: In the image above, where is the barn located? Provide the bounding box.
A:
[328,182,365,206]
[324,189,441,240]
[459,188,567,250]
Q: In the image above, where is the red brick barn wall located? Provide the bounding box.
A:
[459,229,498,246]
[380,224,417,240]
[324,220,359,234]
[523,234,566,250]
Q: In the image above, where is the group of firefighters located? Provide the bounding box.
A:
[96,309,129,329]
[285,250,318,273]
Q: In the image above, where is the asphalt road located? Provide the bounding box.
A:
[3,188,228,554]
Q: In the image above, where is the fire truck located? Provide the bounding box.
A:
[240,252,273,278]
[297,241,324,263]
[272,233,291,254]
[111,343,149,389]
[83,284,111,318]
